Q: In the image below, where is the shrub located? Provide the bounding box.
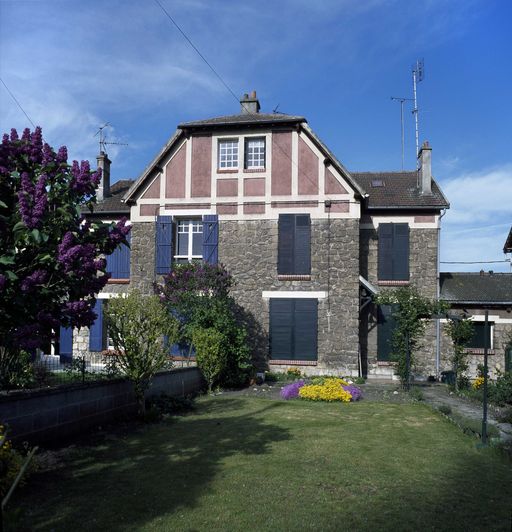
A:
[286,367,302,378]
[280,380,305,400]
[488,371,512,406]
[408,387,424,401]
[353,376,366,385]
[191,327,226,393]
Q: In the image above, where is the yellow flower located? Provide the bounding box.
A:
[473,376,485,389]
[299,378,352,402]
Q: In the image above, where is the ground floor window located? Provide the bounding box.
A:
[377,304,397,361]
[468,321,493,350]
[269,298,317,361]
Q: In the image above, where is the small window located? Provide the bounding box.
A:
[175,220,203,263]
[245,137,265,169]
[218,139,239,169]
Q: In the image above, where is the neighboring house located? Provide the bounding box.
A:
[440,272,512,378]
[62,91,454,379]
[504,227,512,254]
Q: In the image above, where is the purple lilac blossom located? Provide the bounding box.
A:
[20,269,48,292]
[280,380,305,400]
[342,384,363,401]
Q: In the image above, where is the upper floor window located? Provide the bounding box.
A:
[245,137,265,169]
[175,219,203,263]
[378,223,409,281]
[218,139,239,169]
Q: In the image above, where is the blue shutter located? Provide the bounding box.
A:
[270,299,294,359]
[294,299,317,360]
[202,214,219,264]
[89,300,104,352]
[393,223,409,281]
[377,305,396,361]
[59,326,73,362]
[378,224,394,280]
[156,215,173,274]
[294,215,311,275]
[278,214,295,274]
[107,233,131,279]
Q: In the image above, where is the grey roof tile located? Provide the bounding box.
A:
[351,171,449,209]
[440,272,512,304]
[86,179,134,214]
[179,113,305,128]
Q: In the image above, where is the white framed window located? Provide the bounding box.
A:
[218,139,239,169]
[174,219,203,263]
[245,137,266,169]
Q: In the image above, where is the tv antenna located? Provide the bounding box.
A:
[94,122,128,153]
[391,96,414,170]
[412,59,424,166]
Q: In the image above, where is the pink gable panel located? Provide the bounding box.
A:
[165,144,186,198]
[244,178,265,196]
[271,131,292,195]
[325,168,348,194]
[217,179,238,197]
[191,135,212,197]
[298,136,318,195]
[141,175,161,199]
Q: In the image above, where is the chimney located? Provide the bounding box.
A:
[418,141,432,195]
[240,90,260,114]
[96,151,111,201]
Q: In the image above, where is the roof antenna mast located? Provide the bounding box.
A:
[412,59,424,166]
[391,96,414,170]
[94,122,128,153]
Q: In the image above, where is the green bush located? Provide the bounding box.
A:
[488,371,512,406]
[192,327,226,393]
[0,349,34,390]
[408,387,424,401]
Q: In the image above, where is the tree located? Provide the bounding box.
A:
[0,127,130,386]
[376,287,447,388]
[444,317,474,390]
[191,327,226,393]
[103,290,179,415]
[156,262,251,388]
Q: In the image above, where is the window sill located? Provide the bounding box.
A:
[377,280,410,286]
[244,168,266,173]
[377,361,395,366]
[277,274,311,281]
[269,359,317,366]
[107,279,130,284]
[217,169,238,174]
[463,348,495,355]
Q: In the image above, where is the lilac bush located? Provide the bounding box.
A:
[0,127,130,384]
[280,380,305,400]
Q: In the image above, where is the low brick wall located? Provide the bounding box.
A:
[0,367,202,444]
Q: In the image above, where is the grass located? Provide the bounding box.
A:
[10,396,512,531]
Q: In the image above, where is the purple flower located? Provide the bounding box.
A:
[280,380,305,400]
[57,146,68,164]
[343,384,363,401]
[63,300,96,327]
[20,269,48,292]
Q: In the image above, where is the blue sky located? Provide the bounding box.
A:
[1,0,511,272]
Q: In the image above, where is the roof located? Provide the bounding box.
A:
[504,227,512,253]
[440,272,512,305]
[178,112,305,129]
[89,179,134,214]
[351,171,449,210]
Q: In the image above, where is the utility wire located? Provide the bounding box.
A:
[440,260,510,264]
[1,77,37,129]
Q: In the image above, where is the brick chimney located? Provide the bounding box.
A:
[96,151,111,201]
[240,90,260,114]
[418,141,432,195]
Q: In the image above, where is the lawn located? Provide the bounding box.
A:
[10,396,512,531]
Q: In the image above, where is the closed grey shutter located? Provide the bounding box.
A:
[278,214,295,274]
[378,224,394,280]
[377,305,396,361]
[270,299,294,359]
[294,215,311,275]
[293,299,317,360]
[393,223,409,280]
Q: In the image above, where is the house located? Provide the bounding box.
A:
[439,272,512,377]
[64,91,454,379]
[504,227,512,254]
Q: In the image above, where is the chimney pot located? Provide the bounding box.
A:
[96,151,111,201]
[418,140,432,195]
[480,269,485,276]
[240,90,260,114]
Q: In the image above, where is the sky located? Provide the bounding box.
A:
[1,0,511,272]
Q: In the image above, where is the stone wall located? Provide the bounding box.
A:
[130,221,157,294]
[360,226,439,379]
[0,367,202,444]
[219,218,360,375]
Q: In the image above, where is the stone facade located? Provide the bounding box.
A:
[360,226,440,379]
[219,218,360,375]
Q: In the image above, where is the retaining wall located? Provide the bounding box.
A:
[0,367,202,444]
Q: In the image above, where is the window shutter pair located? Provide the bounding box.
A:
[278,214,311,275]
[106,232,131,279]
[378,223,409,280]
[269,299,317,360]
[155,214,219,274]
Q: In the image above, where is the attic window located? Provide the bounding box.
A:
[371,179,385,187]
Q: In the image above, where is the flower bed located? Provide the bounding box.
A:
[280,377,362,402]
